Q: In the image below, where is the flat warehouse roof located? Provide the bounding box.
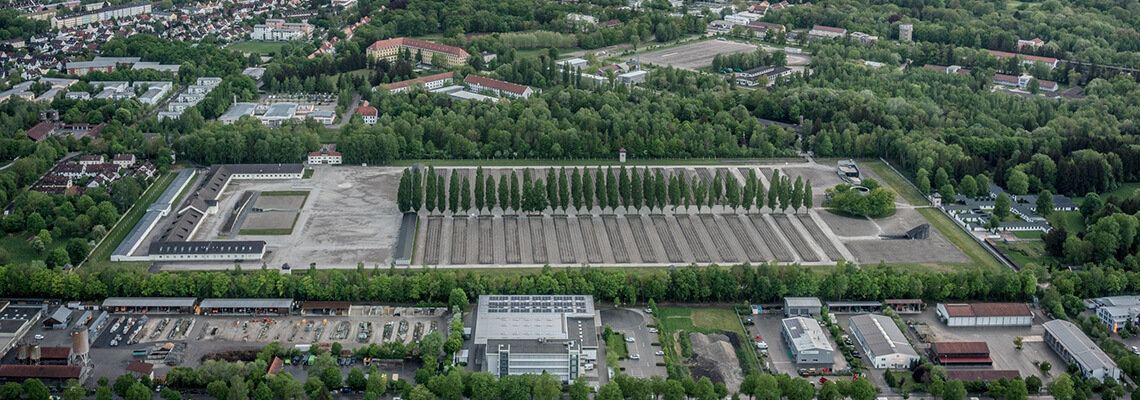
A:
[200,298,293,309]
[102,297,198,308]
[851,314,917,357]
[1044,319,1116,373]
[474,295,597,345]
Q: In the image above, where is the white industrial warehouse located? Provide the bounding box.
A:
[935,303,1033,327]
[849,314,920,369]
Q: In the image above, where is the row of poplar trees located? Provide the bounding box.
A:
[397,166,813,214]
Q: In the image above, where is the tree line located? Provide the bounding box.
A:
[397,166,814,214]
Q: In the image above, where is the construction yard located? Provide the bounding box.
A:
[414,163,969,268]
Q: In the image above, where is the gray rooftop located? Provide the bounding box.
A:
[1095,296,1140,307]
[782,317,833,352]
[148,240,266,255]
[44,307,70,323]
[102,297,198,308]
[199,298,293,309]
[219,102,257,120]
[850,314,917,357]
[474,295,597,346]
[111,209,163,258]
[486,338,579,354]
[263,103,298,119]
[151,169,196,211]
[1044,319,1117,373]
[785,297,822,308]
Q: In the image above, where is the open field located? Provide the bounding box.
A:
[862,160,929,206]
[1049,210,1086,233]
[227,41,289,54]
[658,308,744,335]
[639,40,759,71]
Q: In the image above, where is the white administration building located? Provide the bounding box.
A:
[472,295,599,383]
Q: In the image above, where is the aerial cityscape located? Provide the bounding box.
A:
[0,0,1137,399]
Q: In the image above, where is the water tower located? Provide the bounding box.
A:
[69,330,90,368]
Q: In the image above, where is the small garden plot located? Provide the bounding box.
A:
[423,218,442,264]
[603,217,631,263]
[503,217,522,264]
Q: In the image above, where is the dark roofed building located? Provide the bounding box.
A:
[126,361,154,379]
[300,301,351,315]
[0,365,82,385]
[199,298,293,316]
[148,240,267,262]
[25,121,54,142]
[930,342,992,366]
[102,297,197,314]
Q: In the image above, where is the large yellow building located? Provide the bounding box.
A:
[367,38,469,68]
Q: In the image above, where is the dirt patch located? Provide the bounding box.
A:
[687,332,743,392]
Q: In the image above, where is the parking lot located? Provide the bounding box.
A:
[19,306,448,385]
[897,308,1063,380]
[600,309,667,379]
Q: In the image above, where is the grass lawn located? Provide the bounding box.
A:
[516,46,584,59]
[1011,231,1044,239]
[239,214,300,236]
[862,160,929,206]
[1073,182,1140,203]
[227,41,289,54]
[261,190,311,198]
[658,307,745,335]
[1049,211,1086,233]
[84,171,177,271]
[605,333,629,359]
[915,208,1006,272]
[302,169,315,179]
[391,158,805,167]
[996,240,1055,269]
[0,232,67,265]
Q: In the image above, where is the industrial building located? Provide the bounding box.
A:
[781,317,834,365]
[299,301,351,315]
[260,103,299,126]
[472,295,599,383]
[849,314,920,369]
[147,240,267,262]
[936,303,1032,327]
[826,301,882,314]
[784,297,822,317]
[1043,319,1120,380]
[101,297,198,314]
[42,307,71,329]
[219,103,257,125]
[0,331,91,385]
[0,303,46,355]
[198,299,293,316]
[929,342,992,366]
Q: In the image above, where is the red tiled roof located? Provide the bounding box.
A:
[367,37,469,58]
[464,75,530,96]
[946,370,1019,382]
[38,346,70,359]
[942,303,1031,317]
[1039,79,1058,89]
[307,150,341,156]
[0,365,82,379]
[385,71,456,90]
[994,73,1018,84]
[812,25,845,33]
[988,50,1057,65]
[126,361,153,375]
[26,121,53,141]
[931,342,989,355]
[354,105,377,117]
[267,357,283,376]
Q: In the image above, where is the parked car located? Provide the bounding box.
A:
[649,328,658,333]
[654,351,664,356]
[625,337,635,342]
[629,354,640,360]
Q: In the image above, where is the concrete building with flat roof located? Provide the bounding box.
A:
[473,295,598,383]
[784,297,822,317]
[1043,319,1120,380]
[936,303,1032,327]
[781,317,834,365]
[849,314,919,369]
